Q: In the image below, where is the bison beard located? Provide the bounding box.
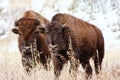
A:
[21,38,43,72]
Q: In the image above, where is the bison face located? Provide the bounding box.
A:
[12,18,40,55]
[12,18,40,35]
[40,21,70,53]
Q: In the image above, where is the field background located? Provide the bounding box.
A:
[0,0,120,80]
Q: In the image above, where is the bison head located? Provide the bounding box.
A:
[39,21,70,53]
[12,18,40,54]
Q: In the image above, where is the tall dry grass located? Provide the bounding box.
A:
[0,44,120,80]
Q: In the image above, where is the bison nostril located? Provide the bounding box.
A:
[25,46,30,50]
[23,46,31,54]
[54,45,57,49]
[52,47,56,50]
[49,44,58,53]
[49,44,57,49]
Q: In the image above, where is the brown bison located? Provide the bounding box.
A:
[40,13,104,79]
[12,10,51,72]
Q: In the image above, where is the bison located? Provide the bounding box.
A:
[12,10,51,72]
[40,13,104,79]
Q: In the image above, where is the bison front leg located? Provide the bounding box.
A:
[54,63,63,80]
[39,53,50,70]
[53,58,65,80]
[51,53,66,80]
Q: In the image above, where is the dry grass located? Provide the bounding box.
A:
[0,34,120,80]
[0,40,120,80]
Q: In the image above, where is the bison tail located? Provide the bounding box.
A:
[94,48,104,74]
[98,49,104,69]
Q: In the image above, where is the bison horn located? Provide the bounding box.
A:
[41,23,45,27]
[15,18,19,26]
[63,23,66,27]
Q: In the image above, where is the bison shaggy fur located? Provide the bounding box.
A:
[40,13,104,79]
[12,10,51,72]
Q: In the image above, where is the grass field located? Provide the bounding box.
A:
[0,35,120,80]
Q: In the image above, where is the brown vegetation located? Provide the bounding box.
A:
[0,49,120,80]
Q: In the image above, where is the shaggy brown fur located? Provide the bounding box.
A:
[12,10,50,72]
[41,13,104,79]
[22,10,49,24]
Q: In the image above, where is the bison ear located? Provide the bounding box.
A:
[63,27,70,33]
[34,19,40,26]
[12,28,19,34]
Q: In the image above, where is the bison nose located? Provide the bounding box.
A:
[48,44,58,53]
[23,46,31,54]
